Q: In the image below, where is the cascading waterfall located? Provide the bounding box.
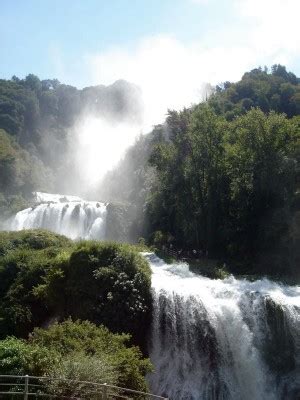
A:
[8,192,107,240]
[145,253,300,400]
[5,196,300,399]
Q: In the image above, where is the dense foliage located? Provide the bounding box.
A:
[0,128,52,219]
[147,106,300,277]
[0,320,152,393]
[0,230,152,342]
[209,65,300,120]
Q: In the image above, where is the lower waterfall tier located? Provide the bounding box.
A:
[145,253,300,400]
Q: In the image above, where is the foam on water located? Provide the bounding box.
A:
[145,253,300,400]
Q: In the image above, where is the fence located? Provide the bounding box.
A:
[0,375,167,400]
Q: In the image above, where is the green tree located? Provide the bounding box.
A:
[226,109,298,262]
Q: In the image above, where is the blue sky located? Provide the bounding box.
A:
[3,0,299,84]
[0,0,233,85]
[1,0,300,119]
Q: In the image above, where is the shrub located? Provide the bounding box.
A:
[62,241,152,342]
[0,231,152,346]
[0,230,72,338]
[0,337,58,376]
[0,321,152,393]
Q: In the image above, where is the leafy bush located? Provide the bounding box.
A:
[0,321,152,393]
[0,230,152,344]
[63,241,152,342]
[0,230,72,337]
[0,337,58,376]
[32,320,152,391]
[44,352,118,398]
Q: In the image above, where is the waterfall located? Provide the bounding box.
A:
[8,192,107,240]
[145,253,300,400]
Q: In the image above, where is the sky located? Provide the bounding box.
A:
[1,0,300,124]
[1,0,300,84]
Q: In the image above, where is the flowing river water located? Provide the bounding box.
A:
[144,253,300,400]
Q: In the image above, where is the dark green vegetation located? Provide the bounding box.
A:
[0,320,152,393]
[103,65,300,280]
[0,128,50,219]
[0,229,152,344]
[209,65,300,120]
[148,107,300,278]
[0,230,152,389]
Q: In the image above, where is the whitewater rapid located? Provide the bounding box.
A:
[145,253,300,400]
[8,192,107,240]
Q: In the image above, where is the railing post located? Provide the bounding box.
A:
[102,383,108,400]
[24,375,29,400]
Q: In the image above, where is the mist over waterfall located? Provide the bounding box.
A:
[145,253,300,400]
[9,192,107,240]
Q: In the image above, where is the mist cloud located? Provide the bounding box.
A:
[59,0,300,196]
[71,116,142,192]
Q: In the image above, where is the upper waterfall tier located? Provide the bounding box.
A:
[9,192,107,240]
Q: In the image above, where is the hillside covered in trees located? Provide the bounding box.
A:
[101,65,300,279]
[1,65,300,279]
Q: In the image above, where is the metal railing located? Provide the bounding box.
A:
[0,375,167,400]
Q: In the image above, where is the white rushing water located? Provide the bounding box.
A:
[9,192,107,240]
[145,253,300,400]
